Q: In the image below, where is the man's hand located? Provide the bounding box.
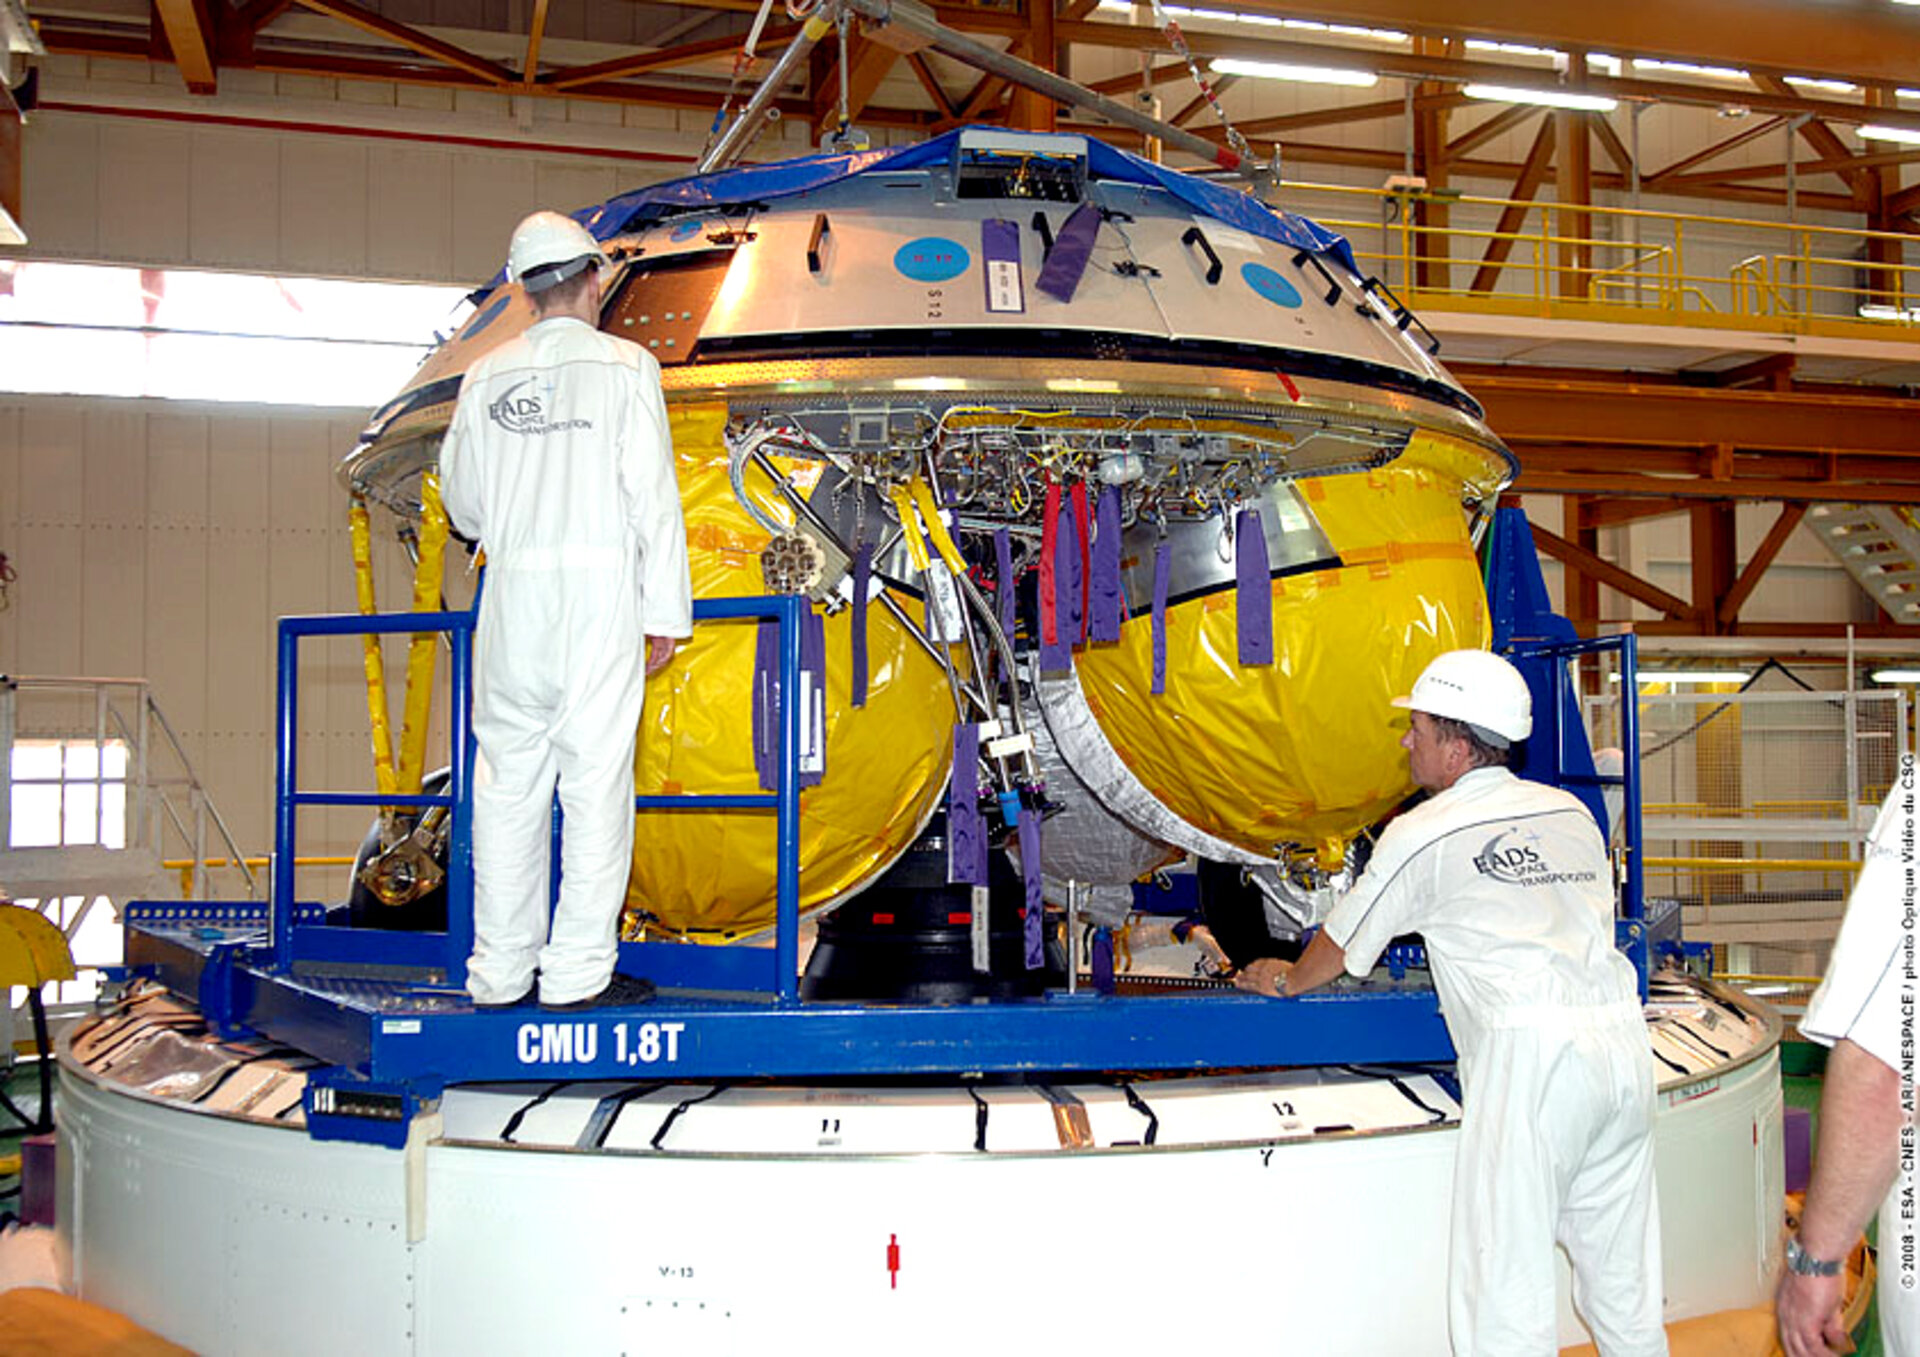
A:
[1775,1270,1852,1357]
[644,635,678,677]
[1233,956,1293,997]
[1776,1037,1900,1357]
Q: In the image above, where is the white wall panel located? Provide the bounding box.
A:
[279,138,372,278]
[9,407,86,710]
[450,153,536,285]
[19,405,85,526]
[366,146,456,282]
[395,84,456,115]
[266,417,333,543]
[144,410,211,745]
[339,80,399,110]
[80,519,145,680]
[189,130,284,272]
[205,410,276,854]
[451,90,511,122]
[96,124,194,266]
[11,523,84,681]
[144,530,209,737]
[18,115,103,260]
[144,413,210,529]
[83,409,148,526]
[533,161,621,220]
[81,407,149,680]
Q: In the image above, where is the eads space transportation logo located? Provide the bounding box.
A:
[488,378,591,437]
[1472,826,1599,887]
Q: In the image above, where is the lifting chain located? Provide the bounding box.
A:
[1142,0,1252,165]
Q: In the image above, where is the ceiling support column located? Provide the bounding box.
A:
[1555,106,1593,300]
[1690,485,1739,637]
[1410,37,1452,294]
[1566,496,1601,636]
[1008,0,1057,131]
[1863,86,1910,309]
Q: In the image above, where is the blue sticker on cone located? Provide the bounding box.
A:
[895,237,971,283]
[1242,262,1304,308]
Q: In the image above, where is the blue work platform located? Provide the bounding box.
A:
[117,511,1653,1146]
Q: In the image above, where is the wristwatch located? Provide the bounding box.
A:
[1785,1235,1843,1277]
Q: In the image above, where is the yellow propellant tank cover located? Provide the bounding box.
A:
[1073,431,1499,856]
[626,403,959,938]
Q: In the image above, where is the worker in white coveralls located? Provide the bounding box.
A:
[1775,760,1916,1357]
[1237,649,1667,1357]
[440,210,692,1012]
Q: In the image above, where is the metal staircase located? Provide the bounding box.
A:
[1,676,255,1006]
[1805,504,1920,625]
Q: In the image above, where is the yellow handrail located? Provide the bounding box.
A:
[1644,857,1862,873]
[1283,177,1919,328]
[164,855,357,898]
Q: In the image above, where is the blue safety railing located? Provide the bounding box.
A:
[271,594,808,1001]
[1488,503,1658,997]
[272,609,475,977]
[627,595,806,1004]
[1508,633,1644,929]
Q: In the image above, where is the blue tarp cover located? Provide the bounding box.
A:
[576,127,1360,274]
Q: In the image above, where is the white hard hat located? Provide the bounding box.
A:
[1391,649,1533,743]
[506,210,608,294]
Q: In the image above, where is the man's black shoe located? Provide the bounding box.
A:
[472,987,534,1011]
[540,973,657,1012]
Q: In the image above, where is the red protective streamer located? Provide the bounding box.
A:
[1070,481,1092,642]
[1038,479,1062,645]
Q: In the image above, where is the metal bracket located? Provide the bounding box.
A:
[197,940,259,1041]
[1615,918,1650,1000]
[305,1066,444,1150]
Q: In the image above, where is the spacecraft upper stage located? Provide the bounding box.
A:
[339,126,1516,940]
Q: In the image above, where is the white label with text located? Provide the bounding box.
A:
[515,1020,687,1066]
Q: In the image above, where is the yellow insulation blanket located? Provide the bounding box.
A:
[1073,432,1497,855]
[627,403,958,938]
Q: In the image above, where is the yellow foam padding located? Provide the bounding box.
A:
[626,403,960,938]
[1073,431,1500,855]
[0,903,77,986]
[0,1288,195,1356]
[396,472,449,795]
[348,499,399,798]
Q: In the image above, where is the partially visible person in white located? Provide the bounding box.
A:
[1776,761,1916,1357]
[440,210,693,1012]
[1239,650,1667,1357]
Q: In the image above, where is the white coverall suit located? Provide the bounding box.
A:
[440,316,692,1006]
[1800,781,1915,1356]
[1322,766,1667,1357]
